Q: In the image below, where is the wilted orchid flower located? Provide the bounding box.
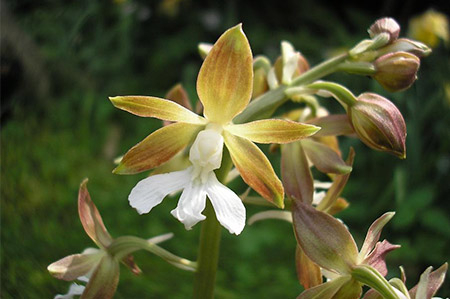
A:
[293,203,401,299]
[110,24,319,234]
[48,179,193,298]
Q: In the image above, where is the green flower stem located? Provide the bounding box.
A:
[107,236,197,271]
[234,53,349,124]
[193,148,233,299]
[305,81,357,108]
[337,61,377,75]
[352,264,402,299]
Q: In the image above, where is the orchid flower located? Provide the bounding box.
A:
[292,203,401,299]
[110,24,319,234]
[48,180,195,299]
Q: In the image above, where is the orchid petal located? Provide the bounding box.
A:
[296,245,322,290]
[78,179,112,249]
[302,139,352,174]
[129,168,192,214]
[358,212,396,262]
[316,148,355,213]
[114,123,203,174]
[55,283,86,299]
[205,172,246,235]
[197,24,253,124]
[109,96,206,125]
[297,276,351,299]
[48,252,103,281]
[307,114,355,137]
[363,240,401,276]
[171,180,207,230]
[332,279,363,299]
[223,130,284,208]
[163,84,193,126]
[225,119,319,144]
[409,263,448,299]
[292,201,359,274]
[81,255,119,299]
[281,142,314,205]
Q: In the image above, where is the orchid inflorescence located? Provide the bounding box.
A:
[48,17,447,298]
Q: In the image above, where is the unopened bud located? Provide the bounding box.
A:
[348,93,406,158]
[369,18,401,43]
[373,51,420,92]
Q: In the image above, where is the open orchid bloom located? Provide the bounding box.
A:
[48,180,192,299]
[293,203,401,299]
[362,263,448,299]
[110,24,319,234]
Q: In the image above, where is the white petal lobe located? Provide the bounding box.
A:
[171,180,207,229]
[129,168,192,214]
[206,173,246,235]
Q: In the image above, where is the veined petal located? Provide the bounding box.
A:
[114,123,203,174]
[109,96,206,125]
[225,119,320,144]
[292,201,359,274]
[281,142,314,205]
[223,131,284,208]
[171,179,207,230]
[205,172,246,235]
[81,255,119,299]
[363,240,400,276]
[197,24,253,124]
[78,179,112,249]
[48,252,103,281]
[296,245,323,290]
[358,212,396,262]
[409,263,448,299]
[302,139,352,174]
[129,168,192,214]
[163,84,193,126]
[307,114,355,137]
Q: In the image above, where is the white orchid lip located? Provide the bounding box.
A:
[129,128,246,235]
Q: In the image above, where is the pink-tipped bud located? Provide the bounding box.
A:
[369,18,401,43]
[348,93,406,158]
[373,51,420,92]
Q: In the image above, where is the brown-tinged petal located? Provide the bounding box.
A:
[358,212,396,262]
[48,252,103,281]
[163,84,193,126]
[316,148,355,213]
[363,240,400,277]
[109,96,206,125]
[302,139,352,174]
[223,130,284,208]
[297,276,351,299]
[78,179,112,248]
[196,24,253,124]
[296,245,322,289]
[281,142,314,205]
[114,122,203,174]
[292,201,358,274]
[409,263,448,299]
[307,114,355,137]
[225,119,319,144]
[81,255,119,299]
[327,198,350,215]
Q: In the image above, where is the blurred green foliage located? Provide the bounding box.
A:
[1,0,449,297]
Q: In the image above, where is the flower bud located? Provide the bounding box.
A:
[378,38,431,57]
[373,51,420,92]
[369,18,401,43]
[348,93,406,158]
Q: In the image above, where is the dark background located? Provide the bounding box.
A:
[2,0,449,297]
